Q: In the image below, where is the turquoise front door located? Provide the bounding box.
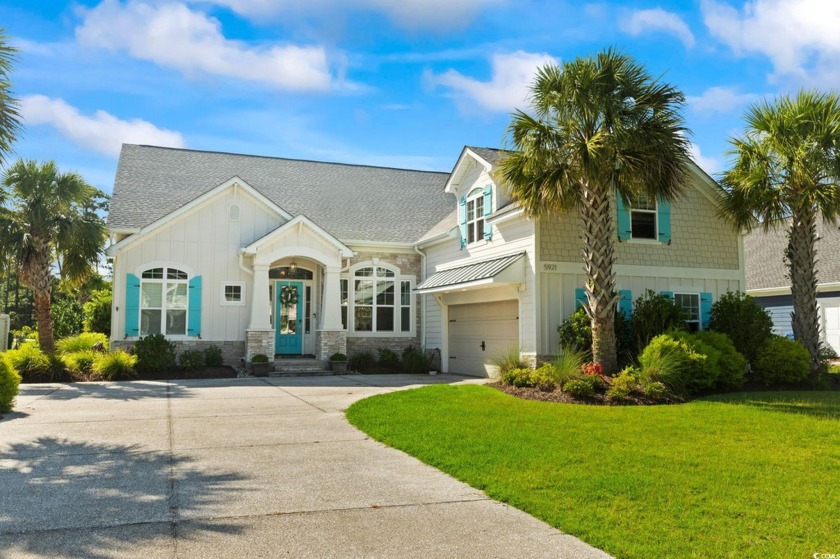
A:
[275,281,303,355]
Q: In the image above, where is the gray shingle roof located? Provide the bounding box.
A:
[745,216,840,290]
[466,146,509,167]
[416,252,525,291]
[108,145,455,244]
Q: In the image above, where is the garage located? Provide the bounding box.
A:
[448,300,519,376]
[823,301,840,355]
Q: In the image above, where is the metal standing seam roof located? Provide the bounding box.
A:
[416,252,526,291]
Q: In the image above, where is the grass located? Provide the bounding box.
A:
[347,386,840,559]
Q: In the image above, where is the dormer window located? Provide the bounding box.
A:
[466,188,485,244]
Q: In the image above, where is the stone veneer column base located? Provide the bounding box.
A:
[316,330,346,360]
[246,329,275,362]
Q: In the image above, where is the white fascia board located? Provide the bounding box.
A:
[344,240,416,252]
[487,207,525,225]
[243,214,354,258]
[444,147,493,194]
[747,282,840,297]
[414,227,459,249]
[105,176,291,257]
[107,226,141,235]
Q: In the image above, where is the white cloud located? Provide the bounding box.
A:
[76,0,337,91]
[620,8,695,48]
[688,143,720,175]
[701,0,840,83]
[427,51,559,112]
[688,86,757,113]
[200,0,498,30]
[20,95,186,157]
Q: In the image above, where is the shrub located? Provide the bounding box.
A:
[558,307,634,365]
[563,378,595,398]
[178,349,205,371]
[133,334,176,373]
[329,352,347,362]
[378,348,401,370]
[12,326,38,348]
[0,357,21,413]
[92,350,137,381]
[490,345,528,376]
[752,335,810,386]
[56,332,109,355]
[693,330,747,389]
[667,330,722,393]
[52,296,85,339]
[62,350,97,379]
[643,381,670,401]
[606,368,640,401]
[708,291,773,363]
[639,334,707,396]
[631,290,686,351]
[4,342,52,382]
[552,350,587,386]
[203,345,224,367]
[501,367,536,388]
[83,288,112,335]
[402,347,430,375]
[349,351,375,373]
[530,363,561,391]
[251,353,269,364]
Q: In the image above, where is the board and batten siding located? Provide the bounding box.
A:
[111,187,284,343]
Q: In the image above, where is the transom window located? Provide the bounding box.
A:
[140,267,188,336]
[466,188,485,244]
[630,194,657,240]
[674,293,700,332]
[347,265,413,334]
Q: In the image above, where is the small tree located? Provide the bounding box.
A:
[630,290,686,351]
[83,288,112,335]
[708,291,773,363]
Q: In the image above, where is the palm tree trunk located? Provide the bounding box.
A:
[788,207,821,378]
[19,238,56,354]
[580,184,619,374]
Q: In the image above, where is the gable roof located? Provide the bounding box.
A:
[745,216,840,292]
[108,145,454,244]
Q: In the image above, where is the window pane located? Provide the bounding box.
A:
[468,223,475,244]
[167,283,188,308]
[142,268,163,279]
[631,194,656,211]
[140,309,161,336]
[356,267,374,277]
[467,200,475,222]
[401,307,410,332]
[167,268,188,280]
[675,293,700,322]
[354,280,373,305]
[377,267,395,277]
[475,196,483,216]
[476,219,485,240]
[631,211,656,239]
[376,281,394,306]
[224,285,241,302]
[376,306,394,332]
[355,306,372,331]
[340,279,348,304]
[341,307,347,330]
[141,283,163,308]
[305,286,311,334]
[166,310,186,335]
[401,281,410,306]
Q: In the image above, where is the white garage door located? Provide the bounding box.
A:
[823,302,840,355]
[448,300,519,376]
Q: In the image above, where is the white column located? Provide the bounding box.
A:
[320,265,344,330]
[249,263,272,330]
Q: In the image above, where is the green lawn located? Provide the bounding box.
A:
[346,386,840,559]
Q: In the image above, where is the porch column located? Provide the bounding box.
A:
[249,263,272,330]
[321,265,344,331]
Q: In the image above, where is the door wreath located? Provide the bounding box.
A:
[280,285,299,309]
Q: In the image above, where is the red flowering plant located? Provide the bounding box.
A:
[581,361,612,384]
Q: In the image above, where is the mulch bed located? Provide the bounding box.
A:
[489,382,675,406]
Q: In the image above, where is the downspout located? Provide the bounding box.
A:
[414,244,427,350]
[238,249,253,275]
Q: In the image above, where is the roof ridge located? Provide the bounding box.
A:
[124,144,450,175]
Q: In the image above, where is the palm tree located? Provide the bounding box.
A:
[498,49,690,374]
[0,160,107,353]
[719,91,840,378]
[0,29,21,163]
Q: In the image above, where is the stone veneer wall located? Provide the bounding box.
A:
[316,330,347,360]
[111,339,246,368]
[245,330,274,363]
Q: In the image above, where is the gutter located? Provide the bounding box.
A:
[238,249,253,275]
[414,244,427,350]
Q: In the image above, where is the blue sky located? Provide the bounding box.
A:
[3,0,839,193]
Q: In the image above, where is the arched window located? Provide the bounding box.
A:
[349,265,413,333]
[140,267,189,336]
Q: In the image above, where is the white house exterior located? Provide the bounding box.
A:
[106,144,744,375]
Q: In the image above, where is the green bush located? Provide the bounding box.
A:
[378,348,401,370]
[490,345,528,376]
[329,352,347,362]
[693,330,747,389]
[133,334,176,373]
[530,363,561,391]
[552,350,587,386]
[631,290,687,351]
[752,336,810,386]
[178,349,205,371]
[52,296,85,339]
[56,332,109,355]
[349,351,375,372]
[92,350,137,381]
[251,353,269,363]
[562,378,595,398]
[558,307,634,365]
[667,330,722,393]
[83,288,112,335]
[61,350,97,379]
[643,381,670,401]
[0,357,21,413]
[203,345,223,367]
[402,346,430,374]
[708,291,773,363]
[4,342,52,382]
[501,367,536,388]
[639,334,707,396]
[606,368,640,401]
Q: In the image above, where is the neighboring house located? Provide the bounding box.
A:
[106,144,744,375]
[744,218,840,354]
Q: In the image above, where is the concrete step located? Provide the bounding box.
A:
[274,359,330,374]
[268,370,337,377]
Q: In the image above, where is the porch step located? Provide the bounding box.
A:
[273,358,332,375]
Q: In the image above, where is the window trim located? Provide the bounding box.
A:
[220,281,246,306]
[137,264,191,338]
[673,291,701,330]
[629,195,658,241]
[343,261,416,337]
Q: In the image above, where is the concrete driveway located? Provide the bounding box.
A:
[0,374,609,558]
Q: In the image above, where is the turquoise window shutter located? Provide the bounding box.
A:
[459,196,467,249]
[616,194,631,240]
[660,290,674,301]
[575,288,587,309]
[188,275,202,337]
[700,292,713,329]
[125,273,140,338]
[618,289,632,316]
[483,185,493,240]
[658,197,672,243]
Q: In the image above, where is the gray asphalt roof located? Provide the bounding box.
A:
[416,252,525,291]
[108,145,455,244]
[467,146,509,167]
[745,216,840,290]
